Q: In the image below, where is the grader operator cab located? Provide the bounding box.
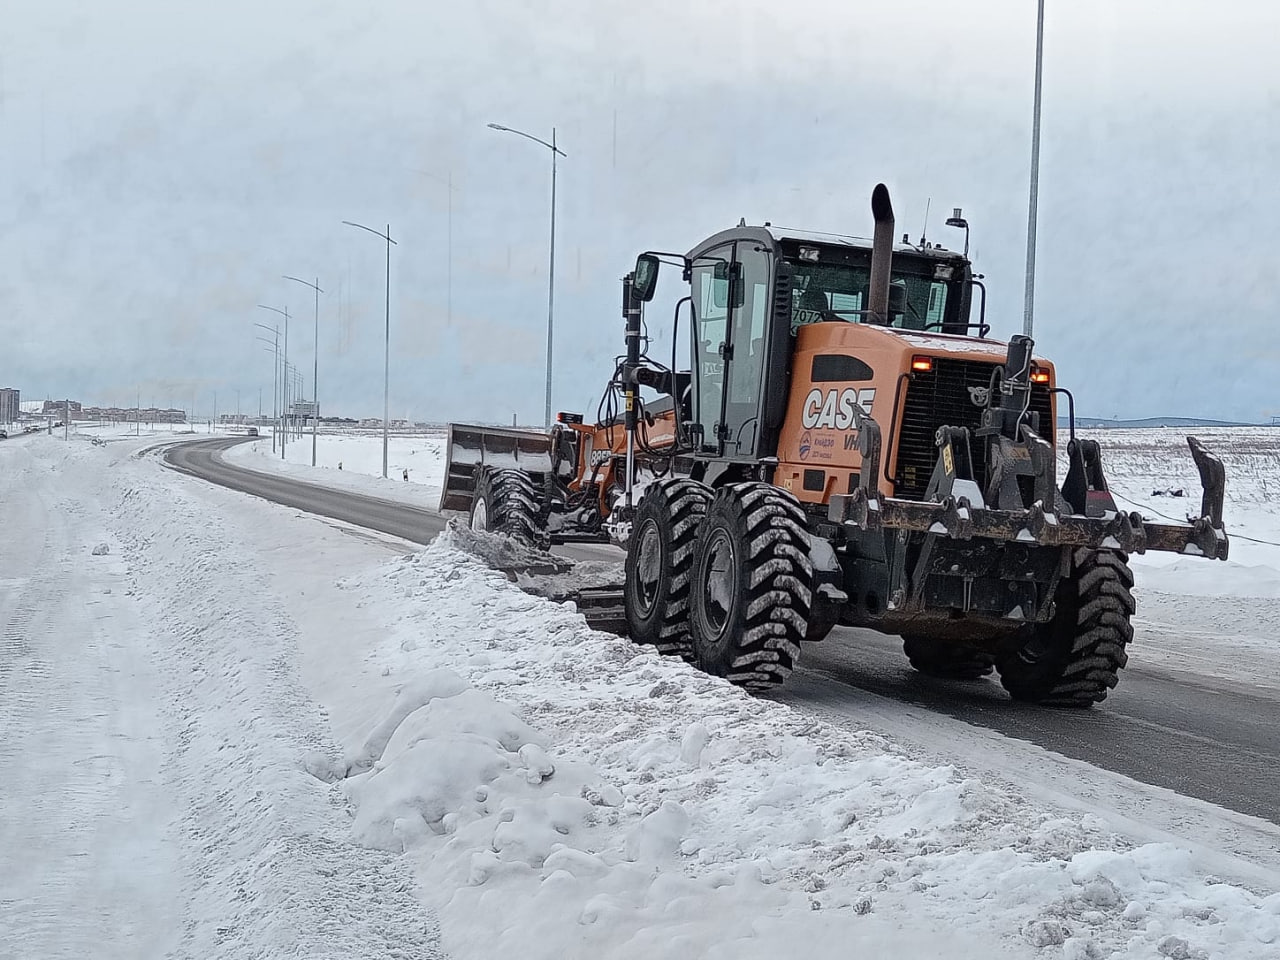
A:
[442,184,1228,706]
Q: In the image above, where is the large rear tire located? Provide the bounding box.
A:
[470,468,546,547]
[997,548,1134,706]
[623,478,713,658]
[688,482,813,692]
[902,636,995,680]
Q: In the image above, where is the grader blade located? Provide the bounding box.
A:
[446,520,628,634]
[439,423,554,513]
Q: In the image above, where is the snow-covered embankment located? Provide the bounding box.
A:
[333,526,1280,960]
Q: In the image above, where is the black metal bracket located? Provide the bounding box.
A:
[1188,436,1225,529]
[924,425,976,503]
[984,427,1055,512]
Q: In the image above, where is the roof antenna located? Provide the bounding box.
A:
[919,197,931,247]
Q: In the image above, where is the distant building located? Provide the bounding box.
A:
[80,406,186,424]
[43,399,82,416]
[0,387,18,423]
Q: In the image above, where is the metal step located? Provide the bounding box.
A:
[514,581,627,635]
[448,521,628,634]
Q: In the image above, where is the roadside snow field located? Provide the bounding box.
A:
[5,427,1280,959]
[227,431,447,510]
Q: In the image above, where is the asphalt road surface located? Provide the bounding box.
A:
[166,437,1280,826]
[165,437,450,544]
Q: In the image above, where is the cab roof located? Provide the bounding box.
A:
[686,224,967,264]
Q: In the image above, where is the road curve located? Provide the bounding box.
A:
[166,437,1280,826]
[165,437,449,544]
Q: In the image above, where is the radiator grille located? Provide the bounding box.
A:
[893,358,1054,501]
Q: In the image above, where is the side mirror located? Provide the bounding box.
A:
[888,281,908,319]
[633,254,660,303]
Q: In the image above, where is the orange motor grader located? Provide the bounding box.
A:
[441,184,1228,706]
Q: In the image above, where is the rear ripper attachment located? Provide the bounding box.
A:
[826,332,1227,705]
[830,334,1228,571]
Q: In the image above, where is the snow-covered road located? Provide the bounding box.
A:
[1,434,442,959]
[1,438,180,957]
[6,427,1280,959]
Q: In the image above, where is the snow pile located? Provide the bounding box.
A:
[107,464,445,960]
[337,530,1280,960]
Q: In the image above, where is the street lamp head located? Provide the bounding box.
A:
[283,275,324,294]
[343,220,397,244]
[487,121,565,157]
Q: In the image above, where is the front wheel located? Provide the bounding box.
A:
[470,468,546,547]
[688,482,814,692]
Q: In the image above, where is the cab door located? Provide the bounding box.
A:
[689,241,773,457]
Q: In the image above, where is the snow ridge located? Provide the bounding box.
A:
[111,475,443,960]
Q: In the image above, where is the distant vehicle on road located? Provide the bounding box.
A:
[246,426,259,437]
[0,430,7,439]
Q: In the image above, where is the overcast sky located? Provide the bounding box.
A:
[2,0,1277,422]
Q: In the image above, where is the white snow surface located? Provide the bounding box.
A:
[226,430,447,510]
[4,427,1280,959]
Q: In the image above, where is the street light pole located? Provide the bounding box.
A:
[255,324,280,453]
[1023,0,1046,338]
[487,122,567,428]
[342,220,397,479]
[284,275,323,466]
[258,304,289,457]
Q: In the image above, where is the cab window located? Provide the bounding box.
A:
[790,260,950,332]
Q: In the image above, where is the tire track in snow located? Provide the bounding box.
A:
[0,444,181,959]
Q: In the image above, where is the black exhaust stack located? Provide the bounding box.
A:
[867,183,895,325]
